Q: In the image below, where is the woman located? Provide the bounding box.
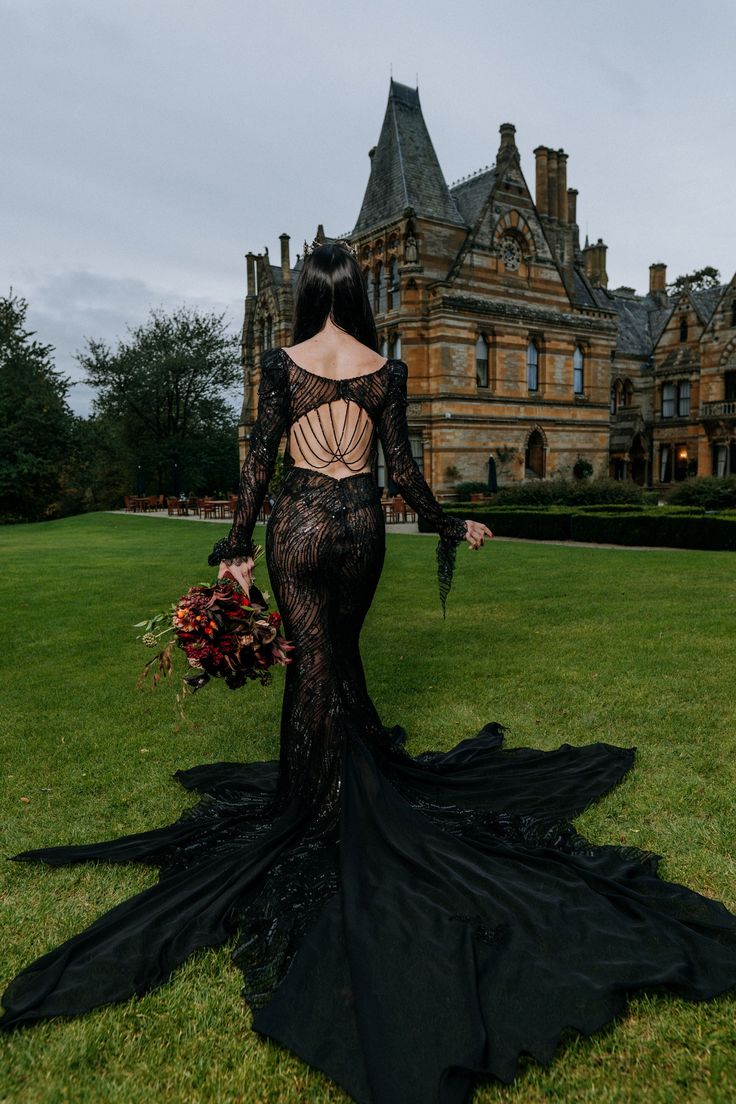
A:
[2,243,736,1104]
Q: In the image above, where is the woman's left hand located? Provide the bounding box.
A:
[464,520,493,550]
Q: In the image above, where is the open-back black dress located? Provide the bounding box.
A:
[3,348,736,1103]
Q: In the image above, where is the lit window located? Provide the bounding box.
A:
[677,380,691,417]
[527,340,539,391]
[476,335,489,388]
[662,382,676,418]
[573,345,584,394]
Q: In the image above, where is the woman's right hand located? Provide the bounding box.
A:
[463,519,493,550]
[217,556,255,594]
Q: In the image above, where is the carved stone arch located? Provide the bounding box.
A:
[523,424,548,479]
[719,335,736,368]
[493,210,535,257]
[522,423,549,450]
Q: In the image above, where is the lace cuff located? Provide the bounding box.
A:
[437,522,467,619]
[207,537,255,567]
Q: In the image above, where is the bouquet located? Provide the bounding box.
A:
[134,547,293,710]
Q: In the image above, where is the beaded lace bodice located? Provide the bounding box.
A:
[208,347,468,613]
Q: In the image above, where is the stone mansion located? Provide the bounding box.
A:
[236,80,736,496]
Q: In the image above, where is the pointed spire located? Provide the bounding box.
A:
[353,79,464,234]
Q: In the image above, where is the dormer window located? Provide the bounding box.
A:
[679,318,688,342]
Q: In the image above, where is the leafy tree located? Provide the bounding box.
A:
[79,306,242,497]
[0,290,75,522]
[667,266,721,295]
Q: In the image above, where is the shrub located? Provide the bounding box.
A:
[492,478,645,507]
[665,476,736,511]
[454,481,489,498]
[573,456,594,480]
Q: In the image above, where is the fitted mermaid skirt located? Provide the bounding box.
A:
[3,465,736,1104]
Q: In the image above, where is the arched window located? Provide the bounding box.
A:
[573,345,584,394]
[525,429,545,478]
[373,263,383,314]
[475,335,489,388]
[610,384,617,414]
[527,340,539,391]
[679,317,688,342]
[623,379,634,407]
[387,257,400,311]
[362,267,371,292]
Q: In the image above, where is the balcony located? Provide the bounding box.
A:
[700,401,736,420]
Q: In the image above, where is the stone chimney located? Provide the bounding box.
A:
[556,151,568,224]
[279,233,291,285]
[547,152,558,218]
[583,238,608,288]
[649,262,667,291]
[567,188,578,224]
[498,122,517,154]
[246,252,256,297]
[533,146,549,215]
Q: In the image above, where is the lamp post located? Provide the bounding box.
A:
[137,464,144,496]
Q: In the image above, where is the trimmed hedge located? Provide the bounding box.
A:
[570,511,736,551]
[422,506,736,550]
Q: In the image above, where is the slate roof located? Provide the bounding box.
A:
[690,286,724,325]
[591,287,673,356]
[353,80,465,234]
[449,168,496,225]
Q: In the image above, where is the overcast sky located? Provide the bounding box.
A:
[2,0,734,415]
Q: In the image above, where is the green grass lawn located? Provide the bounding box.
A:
[1,511,735,1104]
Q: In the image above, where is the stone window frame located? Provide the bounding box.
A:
[387,254,400,312]
[661,381,677,418]
[572,339,589,398]
[475,332,490,389]
[526,334,543,393]
[677,379,691,418]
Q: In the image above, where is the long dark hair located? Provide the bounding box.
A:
[292,243,378,351]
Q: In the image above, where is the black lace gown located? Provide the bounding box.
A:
[3,348,736,1103]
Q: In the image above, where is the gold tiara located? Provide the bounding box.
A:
[302,237,358,258]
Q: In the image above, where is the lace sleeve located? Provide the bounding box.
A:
[377,360,467,616]
[207,349,288,567]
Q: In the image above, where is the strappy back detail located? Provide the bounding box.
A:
[279,349,392,479]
